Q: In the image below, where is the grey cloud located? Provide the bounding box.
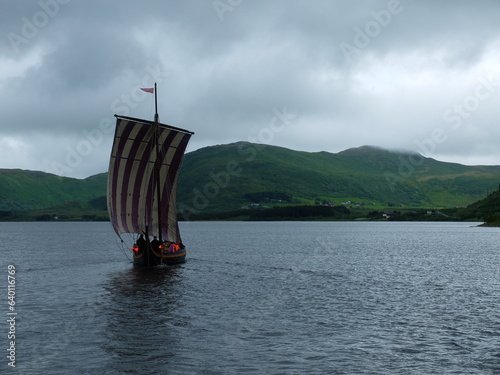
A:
[1,0,500,178]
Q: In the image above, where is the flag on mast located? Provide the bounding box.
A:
[140,87,154,93]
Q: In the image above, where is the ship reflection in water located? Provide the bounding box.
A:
[101,265,187,372]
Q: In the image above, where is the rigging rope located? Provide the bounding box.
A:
[114,233,133,263]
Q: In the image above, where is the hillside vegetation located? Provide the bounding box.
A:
[0,170,107,211]
[457,187,500,225]
[176,142,500,215]
[1,143,500,222]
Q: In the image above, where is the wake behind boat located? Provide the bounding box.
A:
[107,83,194,266]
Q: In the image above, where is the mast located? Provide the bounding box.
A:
[153,83,163,246]
[154,82,159,123]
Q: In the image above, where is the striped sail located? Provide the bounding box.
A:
[107,115,193,242]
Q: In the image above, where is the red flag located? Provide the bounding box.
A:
[140,87,154,93]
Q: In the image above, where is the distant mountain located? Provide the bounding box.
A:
[176,142,500,214]
[0,169,107,211]
[1,144,500,221]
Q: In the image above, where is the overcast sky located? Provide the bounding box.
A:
[1,0,500,178]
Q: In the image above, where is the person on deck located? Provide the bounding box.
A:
[150,236,161,251]
[163,241,172,253]
[136,234,146,251]
[169,242,179,253]
[131,244,139,254]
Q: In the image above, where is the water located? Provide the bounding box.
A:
[1,221,500,374]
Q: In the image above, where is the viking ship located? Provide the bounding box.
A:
[107,83,194,266]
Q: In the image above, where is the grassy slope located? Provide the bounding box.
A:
[457,188,500,223]
[0,170,107,210]
[1,144,500,220]
[177,143,500,212]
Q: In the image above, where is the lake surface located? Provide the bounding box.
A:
[1,221,499,374]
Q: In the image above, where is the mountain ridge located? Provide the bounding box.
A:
[0,169,107,211]
[1,144,500,219]
[176,142,500,214]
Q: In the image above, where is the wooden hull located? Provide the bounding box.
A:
[133,247,186,267]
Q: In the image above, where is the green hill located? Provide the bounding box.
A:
[176,143,500,216]
[1,143,500,221]
[0,170,107,211]
[457,186,500,225]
